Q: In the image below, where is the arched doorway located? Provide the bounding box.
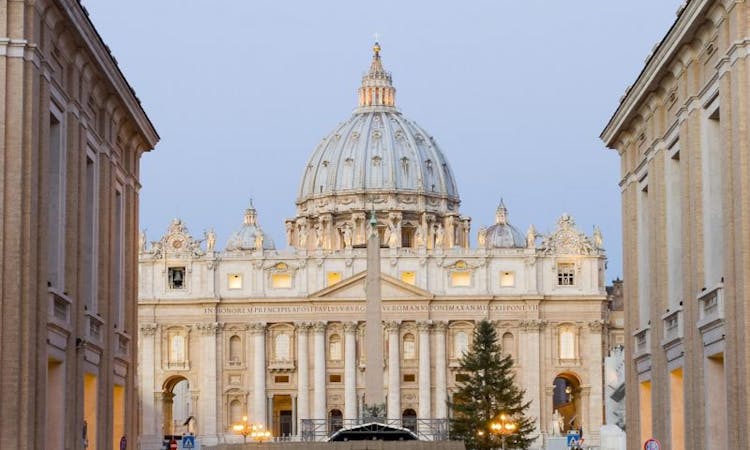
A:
[402,408,417,432]
[328,409,343,434]
[162,376,193,438]
[552,373,581,433]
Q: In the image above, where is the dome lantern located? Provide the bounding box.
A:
[357,42,396,110]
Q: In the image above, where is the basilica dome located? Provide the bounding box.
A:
[480,200,525,249]
[287,44,470,252]
[297,43,459,210]
[226,200,275,251]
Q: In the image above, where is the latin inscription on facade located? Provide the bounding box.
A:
[203,303,538,315]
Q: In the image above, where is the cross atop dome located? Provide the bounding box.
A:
[358,42,396,110]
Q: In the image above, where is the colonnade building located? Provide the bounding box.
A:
[139,44,620,449]
[601,1,750,449]
[0,1,159,449]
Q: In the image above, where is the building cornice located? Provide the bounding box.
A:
[58,0,159,148]
[600,0,713,148]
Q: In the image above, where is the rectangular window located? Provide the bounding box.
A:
[401,227,414,248]
[228,274,242,289]
[271,273,292,289]
[455,373,469,382]
[326,271,342,286]
[557,263,575,286]
[638,183,650,327]
[451,271,471,287]
[703,107,724,286]
[46,360,65,447]
[47,113,64,288]
[274,375,290,384]
[400,271,416,285]
[113,189,124,326]
[329,374,342,383]
[168,267,186,289]
[500,271,515,287]
[403,373,416,382]
[84,155,97,312]
[666,148,682,308]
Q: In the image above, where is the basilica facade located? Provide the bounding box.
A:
[138,44,619,449]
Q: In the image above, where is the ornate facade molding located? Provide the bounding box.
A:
[520,319,548,332]
[588,319,606,333]
[539,214,598,256]
[383,321,401,333]
[197,322,223,335]
[311,321,327,333]
[416,321,432,332]
[248,322,267,334]
[140,323,159,336]
[343,321,360,333]
[432,321,448,333]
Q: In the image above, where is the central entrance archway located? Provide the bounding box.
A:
[162,376,193,438]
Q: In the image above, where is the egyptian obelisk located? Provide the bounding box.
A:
[364,210,385,409]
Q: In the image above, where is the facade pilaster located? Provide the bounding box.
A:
[385,321,401,420]
[312,321,327,420]
[417,321,432,423]
[344,322,359,421]
[139,323,160,447]
[197,322,222,444]
[433,321,448,419]
[296,322,310,430]
[250,322,267,425]
[520,319,544,439]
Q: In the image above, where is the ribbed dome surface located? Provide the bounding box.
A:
[486,222,525,248]
[225,201,275,251]
[297,109,459,202]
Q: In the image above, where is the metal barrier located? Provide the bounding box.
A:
[299,418,449,442]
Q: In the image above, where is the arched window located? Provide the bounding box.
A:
[329,334,342,361]
[170,334,185,363]
[454,331,468,357]
[403,333,416,360]
[229,335,242,363]
[559,326,576,360]
[328,409,343,434]
[502,332,515,360]
[230,399,243,426]
[275,333,290,361]
[402,408,417,432]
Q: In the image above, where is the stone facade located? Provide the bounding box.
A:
[0,1,158,449]
[139,45,617,449]
[601,1,750,448]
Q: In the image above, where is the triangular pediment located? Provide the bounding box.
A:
[309,271,433,301]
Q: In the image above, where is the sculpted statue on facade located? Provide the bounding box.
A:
[205,228,216,252]
[526,224,536,249]
[314,224,323,248]
[341,224,353,249]
[434,224,445,248]
[477,226,487,248]
[552,409,564,435]
[255,230,264,250]
[387,222,400,248]
[414,224,426,248]
[139,229,147,253]
[298,225,308,248]
[593,225,603,249]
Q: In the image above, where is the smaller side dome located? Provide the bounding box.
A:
[477,199,525,249]
[226,200,275,251]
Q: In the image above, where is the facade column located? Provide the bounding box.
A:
[433,321,448,420]
[139,324,160,447]
[344,322,359,421]
[520,319,544,439]
[385,321,401,420]
[197,322,222,444]
[296,322,310,433]
[417,321,432,422]
[312,322,327,420]
[250,322,267,425]
[385,321,401,421]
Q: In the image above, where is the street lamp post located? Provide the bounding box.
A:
[233,416,272,444]
[250,423,272,443]
[490,413,517,450]
[233,416,252,443]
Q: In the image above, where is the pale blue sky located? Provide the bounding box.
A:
[84,1,682,280]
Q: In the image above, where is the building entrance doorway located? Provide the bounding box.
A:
[162,376,193,438]
[553,373,581,433]
[272,394,293,437]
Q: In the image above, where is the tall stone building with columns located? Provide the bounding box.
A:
[601,1,750,449]
[1,0,159,449]
[139,44,616,449]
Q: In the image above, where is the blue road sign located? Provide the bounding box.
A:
[181,436,195,449]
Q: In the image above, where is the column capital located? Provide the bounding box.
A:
[432,321,448,333]
[311,321,327,333]
[588,319,606,333]
[416,320,432,332]
[295,321,311,332]
[249,322,267,334]
[520,319,547,332]
[140,323,159,336]
[384,321,401,333]
[197,322,223,335]
[343,321,359,333]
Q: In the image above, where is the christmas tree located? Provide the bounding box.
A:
[450,320,536,449]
